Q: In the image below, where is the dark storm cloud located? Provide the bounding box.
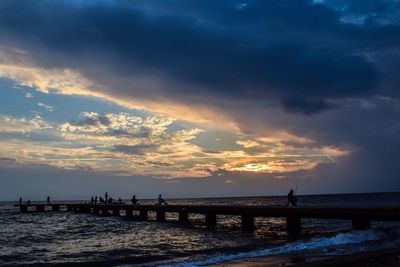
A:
[319,0,400,23]
[281,98,336,115]
[0,0,399,113]
[1,0,400,195]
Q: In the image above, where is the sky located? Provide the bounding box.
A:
[0,0,400,200]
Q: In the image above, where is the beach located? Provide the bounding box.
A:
[213,248,400,266]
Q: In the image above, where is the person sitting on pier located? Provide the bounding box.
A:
[108,197,113,204]
[287,189,297,206]
[156,194,168,205]
[118,197,122,204]
[47,196,50,204]
[27,199,31,205]
[131,195,138,205]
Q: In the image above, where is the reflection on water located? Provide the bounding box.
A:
[1,193,400,266]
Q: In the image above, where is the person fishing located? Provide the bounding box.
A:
[131,195,138,205]
[287,189,297,206]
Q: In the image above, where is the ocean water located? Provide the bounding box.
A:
[1,193,400,266]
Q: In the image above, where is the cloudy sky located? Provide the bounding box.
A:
[0,0,399,200]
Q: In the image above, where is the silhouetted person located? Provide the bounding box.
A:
[47,196,50,204]
[27,199,31,205]
[118,197,122,204]
[19,197,22,205]
[105,192,108,203]
[91,196,94,204]
[108,197,113,204]
[131,195,138,205]
[94,196,98,204]
[287,189,297,206]
[157,194,167,205]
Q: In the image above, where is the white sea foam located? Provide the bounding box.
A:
[162,229,390,267]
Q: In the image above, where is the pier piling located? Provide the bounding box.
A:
[156,211,166,221]
[101,208,109,216]
[126,208,133,218]
[20,205,28,212]
[94,207,101,215]
[352,217,371,230]
[140,210,148,220]
[112,208,120,216]
[36,205,45,212]
[205,212,217,226]
[52,205,60,212]
[241,213,255,231]
[286,215,301,234]
[179,211,189,223]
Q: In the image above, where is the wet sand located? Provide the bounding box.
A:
[212,248,400,267]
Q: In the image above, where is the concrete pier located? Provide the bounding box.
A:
[14,203,400,233]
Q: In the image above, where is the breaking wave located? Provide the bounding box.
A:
[163,228,398,266]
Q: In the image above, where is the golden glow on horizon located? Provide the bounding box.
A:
[0,58,351,178]
[0,113,350,178]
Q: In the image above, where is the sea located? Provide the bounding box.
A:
[1,192,400,266]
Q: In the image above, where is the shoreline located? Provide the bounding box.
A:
[212,247,400,267]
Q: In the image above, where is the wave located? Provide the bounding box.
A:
[162,228,397,266]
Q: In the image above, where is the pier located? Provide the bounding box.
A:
[14,203,400,233]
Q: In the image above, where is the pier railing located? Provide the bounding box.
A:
[14,203,400,233]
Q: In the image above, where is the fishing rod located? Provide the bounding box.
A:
[294,179,300,196]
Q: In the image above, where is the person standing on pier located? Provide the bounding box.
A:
[47,196,50,204]
[19,197,22,205]
[105,192,108,203]
[131,195,138,205]
[94,196,98,204]
[287,189,297,206]
[27,199,30,205]
[157,194,167,205]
